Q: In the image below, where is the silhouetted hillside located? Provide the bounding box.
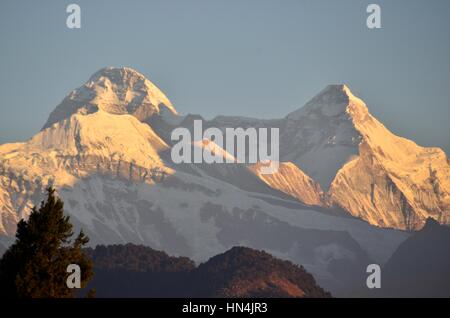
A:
[85,244,195,297]
[378,218,450,297]
[193,246,331,297]
[86,244,195,272]
[85,244,330,298]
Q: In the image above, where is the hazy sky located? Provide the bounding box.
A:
[1,0,449,154]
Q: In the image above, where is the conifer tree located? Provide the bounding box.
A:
[0,188,93,298]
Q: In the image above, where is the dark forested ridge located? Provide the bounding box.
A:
[84,244,195,297]
[193,246,331,297]
[85,244,331,298]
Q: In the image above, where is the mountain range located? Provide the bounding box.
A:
[1,67,449,296]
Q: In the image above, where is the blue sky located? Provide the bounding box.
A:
[1,0,449,154]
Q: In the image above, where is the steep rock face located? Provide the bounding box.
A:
[323,86,450,230]
[249,162,324,207]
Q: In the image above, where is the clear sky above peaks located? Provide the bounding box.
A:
[1,0,449,154]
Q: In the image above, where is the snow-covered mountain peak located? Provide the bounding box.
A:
[281,85,365,189]
[88,66,148,84]
[43,67,177,129]
[286,84,367,120]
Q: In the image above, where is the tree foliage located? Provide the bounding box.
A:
[0,188,93,298]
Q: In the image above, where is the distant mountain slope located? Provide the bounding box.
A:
[0,235,13,255]
[86,244,330,298]
[376,218,450,297]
